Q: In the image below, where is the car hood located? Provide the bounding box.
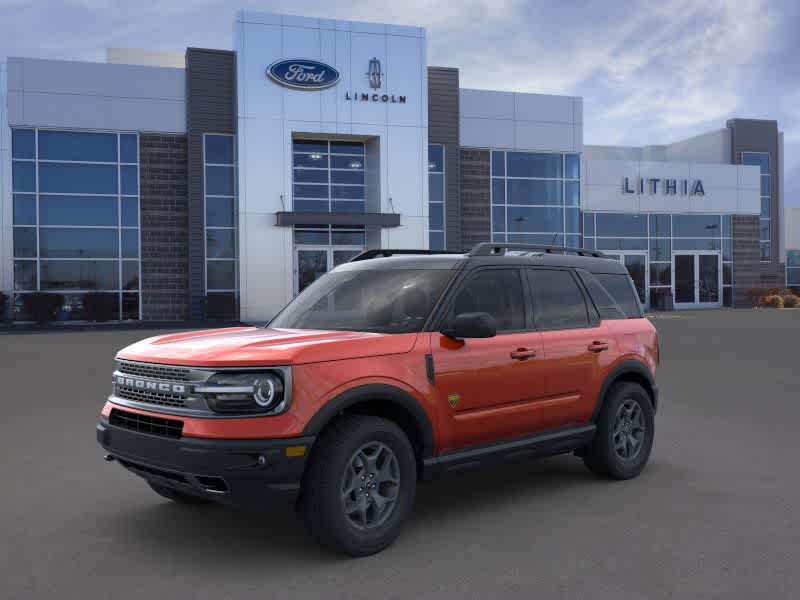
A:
[116,327,419,367]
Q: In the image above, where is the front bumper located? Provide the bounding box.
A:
[97,419,315,508]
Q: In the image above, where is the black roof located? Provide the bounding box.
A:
[343,243,629,275]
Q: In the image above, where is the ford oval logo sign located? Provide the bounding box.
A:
[267,59,340,90]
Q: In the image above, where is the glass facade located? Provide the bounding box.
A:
[292,140,365,213]
[428,144,445,249]
[491,150,580,247]
[742,152,770,261]
[787,250,800,289]
[584,213,734,307]
[11,128,140,320]
[204,134,238,300]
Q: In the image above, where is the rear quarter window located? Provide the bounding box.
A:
[593,273,644,318]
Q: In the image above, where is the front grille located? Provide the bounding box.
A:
[118,361,191,382]
[115,387,187,408]
[109,408,183,439]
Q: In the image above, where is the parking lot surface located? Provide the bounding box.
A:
[1,309,798,599]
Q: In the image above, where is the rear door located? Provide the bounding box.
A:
[431,267,546,451]
[526,268,612,429]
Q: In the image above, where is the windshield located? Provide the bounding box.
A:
[270,268,454,333]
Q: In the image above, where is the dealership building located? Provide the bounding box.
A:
[0,11,794,322]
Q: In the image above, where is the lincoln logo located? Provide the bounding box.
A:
[115,375,186,394]
[367,57,382,89]
[266,59,341,90]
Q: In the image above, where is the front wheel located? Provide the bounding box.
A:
[583,382,654,479]
[300,415,417,556]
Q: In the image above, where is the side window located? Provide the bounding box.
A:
[449,269,525,332]
[594,273,643,318]
[576,270,627,320]
[528,269,589,330]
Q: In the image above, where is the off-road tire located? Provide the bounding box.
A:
[148,481,211,505]
[583,381,654,479]
[301,415,417,556]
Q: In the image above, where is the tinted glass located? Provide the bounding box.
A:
[565,181,579,206]
[509,233,564,245]
[577,270,625,320]
[12,129,35,159]
[428,145,444,172]
[428,173,444,203]
[121,198,139,227]
[294,168,328,184]
[206,229,236,258]
[206,166,235,195]
[38,131,117,162]
[294,153,329,169]
[294,184,328,199]
[12,161,36,192]
[529,269,588,329]
[205,135,234,164]
[507,179,562,205]
[650,263,671,286]
[673,238,720,251]
[565,208,580,233]
[429,202,444,230]
[40,195,118,226]
[293,140,328,154]
[40,228,118,258]
[207,260,237,290]
[13,194,36,225]
[492,179,505,205]
[507,206,563,232]
[120,134,138,163]
[295,200,328,212]
[596,238,647,251]
[491,151,505,177]
[332,201,365,212]
[649,214,671,237]
[39,163,118,194]
[294,229,329,244]
[122,261,139,290]
[331,155,363,169]
[206,197,235,227]
[565,154,580,179]
[13,227,36,258]
[331,185,364,200]
[450,270,525,332]
[595,273,642,318]
[272,269,453,333]
[14,261,37,291]
[760,242,770,261]
[721,215,732,237]
[330,141,364,155]
[429,231,445,250]
[332,230,366,245]
[673,214,720,237]
[507,152,562,178]
[649,238,671,261]
[121,165,138,195]
[332,170,364,185]
[596,213,647,237]
[741,152,769,174]
[121,229,139,258]
[122,293,140,320]
[40,260,119,290]
[583,213,595,236]
[787,250,800,268]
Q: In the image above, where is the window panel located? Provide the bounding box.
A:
[492,207,505,233]
[293,168,329,184]
[121,198,139,227]
[205,135,235,164]
[451,270,525,331]
[650,263,671,286]
[38,130,117,162]
[492,179,505,205]
[429,231,445,250]
[565,234,581,248]
[760,175,770,197]
[331,201,365,213]
[122,260,139,290]
[428,144,444,172]
[294,229,330,245]
[507,152,562,178]
[507,179,562,206]
[206,197,235,227]
[331,170,365,185]
[583,213,595,237]
[207,260,237,290]
[121,165,138,195]
[13,194,36,225]
[39,163,118,194]
[206,229,236,259]
[39,228,118,258]
[331,185,364,200]
[121,229,139,259]
[565,181,580,206]
[649,214,671,238]
[787,251,800,268]
[565,208,580,234]
[205,165,235,196]
[595,273,642,318]
[760,220,770,241]
[649,238,671,261]
[122,293,140,320]
[507,206,563,233]
[721,215,732,237]
[40,260,119,290]
[673,238,721,251]
[295,200,329,212]
[331,230,366,245]
[761,197,770,218]
[672,214,722,237]
[429,202,444,231]
[509,233,564,245]
[565,154,580,180]
[723,287,732,307]
[596,238,647,251]
[330,141,364,155]
[596,213,647,237]
[12,161,36,192]
[428,173,444,203]
[331,155,363,170]
[40,195,118,226]
[723,263,732,285]
[12,129,35,159]
[14,228,37,258]
[741,152,769,174]
[14,261,37,291]
[293,140,328,154]
[760,242,770,261]
[120,135,138,163]
[528,269,588,329]
[294,153,329,168]
[491,151,505,177]
[294,184,329,199]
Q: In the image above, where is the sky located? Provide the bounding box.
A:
[1,0,798,204]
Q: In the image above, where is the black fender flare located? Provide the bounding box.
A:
[592,360,657,421]
[302,384,436,458]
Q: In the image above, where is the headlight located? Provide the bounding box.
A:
[196,372,287,415]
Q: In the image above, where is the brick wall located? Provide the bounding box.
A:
[732,215,787,307]
[460,149,491,249]
[139,134,189,321]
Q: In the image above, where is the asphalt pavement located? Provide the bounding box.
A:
[1,309,798,599]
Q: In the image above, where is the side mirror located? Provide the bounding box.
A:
[442,312,497,339]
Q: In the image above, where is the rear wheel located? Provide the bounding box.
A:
[148,481,210,505]
[301,415,416,556]
[583,382,654,479]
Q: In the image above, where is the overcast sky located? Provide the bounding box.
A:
[2,0,798,204]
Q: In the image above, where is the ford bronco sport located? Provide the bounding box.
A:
[97,242,659,556]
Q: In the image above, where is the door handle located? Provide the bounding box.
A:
[510,348,537,360]
[588,341,609,353]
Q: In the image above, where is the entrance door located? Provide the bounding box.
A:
[604,252,648,308]
[295,247,362,294]
[672,252,721,309]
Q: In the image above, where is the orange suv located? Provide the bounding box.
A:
[97,243,659,556]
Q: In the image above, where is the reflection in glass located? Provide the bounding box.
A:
[40,196,118,226]
[38,131,117,162]
[40,228,118,258]
[40,260,119,290]
[206,229,236,259]
[13,194,36,225]
[14,227,37,258]
[207,260,237,290]
[39,163,118,194]
[205,135,235,164]
[14,261,37,291]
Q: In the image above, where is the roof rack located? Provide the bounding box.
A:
[468,242,605,258]
[349,249,459,262]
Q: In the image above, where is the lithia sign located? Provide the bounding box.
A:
[267,57,407,103]
[623,177,705,196]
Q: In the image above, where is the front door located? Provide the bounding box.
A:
[295,247,362,294]
[604,252,648,308]
[672,252,721,309]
